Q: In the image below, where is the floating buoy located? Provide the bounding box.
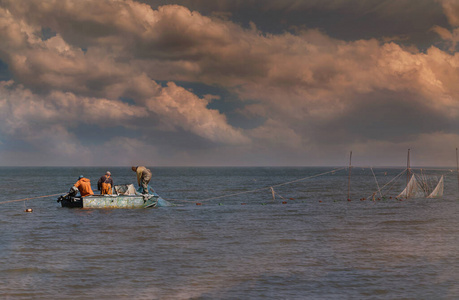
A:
[241,203,247,205]
[347,199,351,201]
[282,201,287,204]
[289,198,295,200]
[319,200,322,203]
[196,203,202,206]
[24,208,33,213]
[218,203,223,206]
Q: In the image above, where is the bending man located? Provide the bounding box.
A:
[74,175,94,197]
[132,166,152,194]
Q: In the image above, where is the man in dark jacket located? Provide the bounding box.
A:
[97,171,114,195]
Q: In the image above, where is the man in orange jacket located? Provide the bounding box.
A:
[74,175,94,197]
[97,171,114,195]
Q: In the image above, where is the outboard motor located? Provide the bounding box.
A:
[57,186,79,203]
[68,186,79,197]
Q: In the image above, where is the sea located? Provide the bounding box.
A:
[0,166,457,299]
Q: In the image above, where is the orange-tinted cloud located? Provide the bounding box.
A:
[1,0,459,165]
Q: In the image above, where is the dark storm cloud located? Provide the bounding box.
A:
[313,90,452,145]
[142,0,449,46]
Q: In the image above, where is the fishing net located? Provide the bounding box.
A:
[398,174,444,199]
[114,184,137,195]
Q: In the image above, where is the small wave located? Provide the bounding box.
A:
[379,219,437,226]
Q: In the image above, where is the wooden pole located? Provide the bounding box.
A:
[456,148,459,192]
[347,151,352,201]
[407,149,411,187]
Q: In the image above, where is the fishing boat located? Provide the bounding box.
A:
[57,184,173,208]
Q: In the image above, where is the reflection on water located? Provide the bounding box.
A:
[0,167,458,299]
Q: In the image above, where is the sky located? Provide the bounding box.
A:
[1,0,459,167]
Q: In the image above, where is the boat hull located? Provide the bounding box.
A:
[84,195,158,208]
[58,195,159,209]
[59,196,83,208]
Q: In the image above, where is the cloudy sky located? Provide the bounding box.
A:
[1,0,459,167]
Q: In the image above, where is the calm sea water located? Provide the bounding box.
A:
[0,167,457,299]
